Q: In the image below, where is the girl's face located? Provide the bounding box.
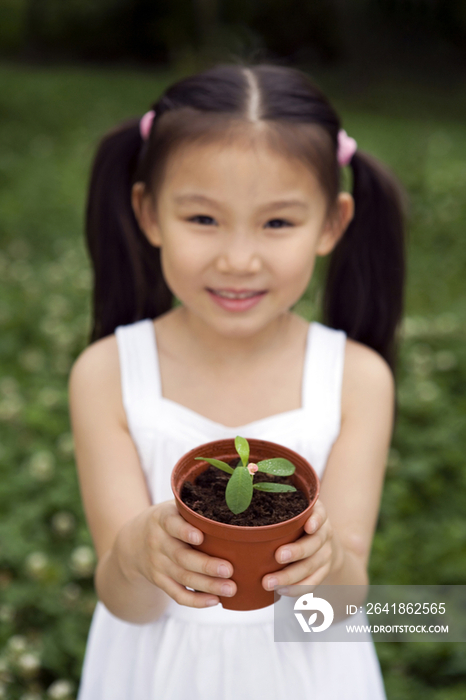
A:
[133,134,353,339]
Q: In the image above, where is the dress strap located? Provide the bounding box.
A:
[302,322,347,437]
[115,318,161,431]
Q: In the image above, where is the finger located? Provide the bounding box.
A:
[159,504,205,546]
[165,559,237,599]
[303,498,328,535]
[276,563,331,596]
[263,543,332,590]
[159,573,221,609]
[294,562,332,588]
[275,522,331,564]
[169,540,234,579]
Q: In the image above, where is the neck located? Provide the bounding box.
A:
[168,307,298,368]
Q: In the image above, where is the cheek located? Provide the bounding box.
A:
[270,239,316,292]
[158,238,208,294]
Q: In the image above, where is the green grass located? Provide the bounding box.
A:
[0,62,465,699]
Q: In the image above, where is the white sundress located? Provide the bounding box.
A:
[76,318,387,700]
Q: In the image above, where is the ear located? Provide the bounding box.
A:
[316,192,354,257]
[131,182,162,247]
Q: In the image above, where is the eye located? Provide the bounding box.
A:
[264,218,293,229]
[188,215,217,226]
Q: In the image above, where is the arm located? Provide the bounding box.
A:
[262,339,395,591]
[69,336,236,625]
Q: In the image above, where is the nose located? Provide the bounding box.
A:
[216,230,262,275]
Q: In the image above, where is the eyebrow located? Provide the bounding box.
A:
[173,193,308,211]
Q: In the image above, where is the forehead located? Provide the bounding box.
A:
[160,129,324,202]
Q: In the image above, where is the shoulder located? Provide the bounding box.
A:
[69,334,126,428]
[341,339,395,420]
[343,338,394,388]
[69,333,119,386]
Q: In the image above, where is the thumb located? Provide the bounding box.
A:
[304,498,327,535]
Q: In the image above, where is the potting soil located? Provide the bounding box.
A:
[181,464,309,525]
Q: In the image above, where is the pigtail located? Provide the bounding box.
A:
[323,151,406,370]
[85,120,173,342]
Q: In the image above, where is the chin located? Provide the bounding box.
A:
[211,311,288,339]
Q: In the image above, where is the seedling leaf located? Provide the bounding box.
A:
[225,466,253,514]
[256,458,295,476]
[194,457,234,475]
[235,436,250,467]
[253,483,297,492]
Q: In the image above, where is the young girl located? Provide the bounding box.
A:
[69,63,404,700]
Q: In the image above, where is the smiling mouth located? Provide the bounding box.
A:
[207,288,266,300]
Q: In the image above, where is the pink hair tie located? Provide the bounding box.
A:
[140,110,156,140]
[337,129,357,166]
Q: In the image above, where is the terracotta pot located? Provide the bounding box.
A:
[171,438,319,611]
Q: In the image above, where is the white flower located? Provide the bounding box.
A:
[25,552,49,579]
[38,388,61,408]
[45,262,66,285]
[51,512,76,537]
[0,657,13,683]
[62,583,82,603]
[17,652,41,675]
[435,350,457,371]
[387,449,400,469]
[7,635,27,653]
[47,679,74,699]
[433,313,459,335]
[0,396,23,420]
[0,377,19,396]
[28,451,55,481]
[417,380,440,403]
[46,295,69,318]
[10,261,32,282]
[402,316,430,339]
[55,354,72,375]
[40,318,61,336]
[69,546,95,577]
[56,433,74,457]
[19,349,46,373]
[408,343,434,377]
[74,269,91,290]
[55,328,75,350]
[0,604,15,623]
[0,668,13,684]
[0,302,9,324]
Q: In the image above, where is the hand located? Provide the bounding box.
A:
[261,498,341,592]
[130,500,237,608]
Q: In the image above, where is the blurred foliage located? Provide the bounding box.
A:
[0,62,465,698]
[0,0,466,72]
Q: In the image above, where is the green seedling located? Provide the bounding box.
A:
[195,436,297,515]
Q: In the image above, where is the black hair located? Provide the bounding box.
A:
[86,63,405,369]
